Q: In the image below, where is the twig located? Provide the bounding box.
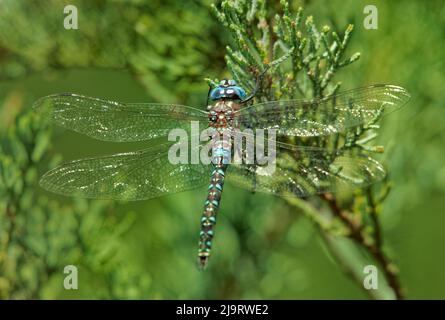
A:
[318,230,378,300]
[366,187,382,250]
[321,193,404,299]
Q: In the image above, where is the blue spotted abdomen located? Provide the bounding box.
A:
[198,144,229,269]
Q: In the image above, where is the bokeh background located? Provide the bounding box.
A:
[0,0,444,299]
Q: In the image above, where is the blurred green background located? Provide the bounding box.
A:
[0,0,444,299]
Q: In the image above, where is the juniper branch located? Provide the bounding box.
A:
[214,0,404,299]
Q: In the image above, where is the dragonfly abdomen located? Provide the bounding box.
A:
[198,161,227,270]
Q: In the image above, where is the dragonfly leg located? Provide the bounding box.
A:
[240,65,270,104]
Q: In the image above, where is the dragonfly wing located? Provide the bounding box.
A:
[39,143,211,200]
[236,84,410,137]
[33,93,208,142]
[226,141,386,197]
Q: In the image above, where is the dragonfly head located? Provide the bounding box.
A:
[210,79,247,101]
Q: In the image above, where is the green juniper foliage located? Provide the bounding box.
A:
[0,98,152,299]
[0,0,225,105]
[211,0,402,299]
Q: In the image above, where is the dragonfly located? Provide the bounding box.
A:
[34,77,410,269]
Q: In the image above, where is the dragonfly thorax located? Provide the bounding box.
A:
[207,100,240,129]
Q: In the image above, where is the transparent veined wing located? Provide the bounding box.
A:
[39,142,211,200]
[226,140,386,197]
[33,93,208,142]
[236,84,410,137]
